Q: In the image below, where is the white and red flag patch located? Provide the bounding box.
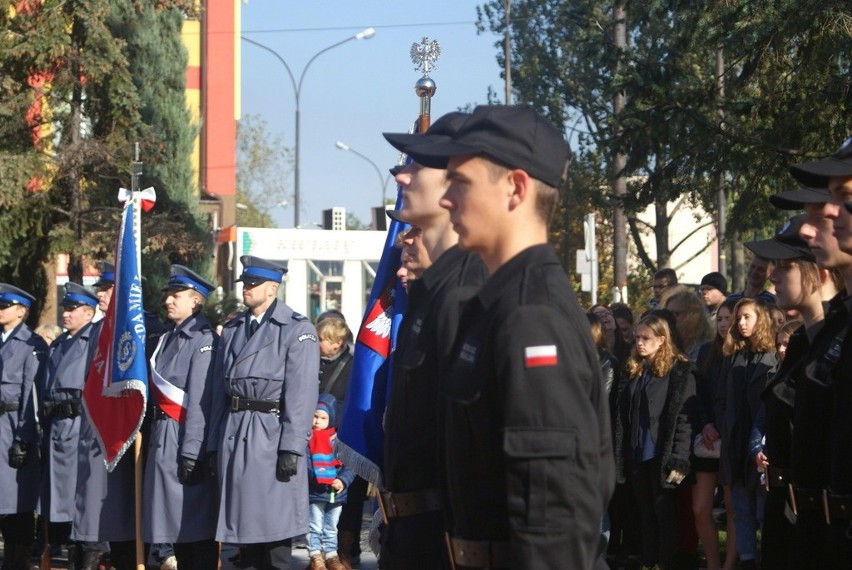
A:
[524,345,558,368]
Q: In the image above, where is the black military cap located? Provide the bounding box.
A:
[790,137,852,189]
[61,282,98,308]
[92,261,116,289]
[744,215,815,262]
[237,255,288,285]
[0,283,35,309]
[769,187,830,210]
[383,112,470,155]
[162,265,215,298]
[388,164,405,177]
[405,105,572,188]
[385,209,407,223]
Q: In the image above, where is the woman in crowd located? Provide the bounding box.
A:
[586,312,619,396]
[589,303,631,366]
[664,288,715,363]
[715,299,778,570]
[614,314,695,569]
[693,297,739,570]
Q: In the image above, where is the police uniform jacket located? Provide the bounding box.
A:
[715,349,777,488]
[39,322,94,523]
[211,300,319,543]
[442,244,615,569]
[613,359,696,488]
[72,319,135,542]
[142,311,218,543]
[0,323,46,514]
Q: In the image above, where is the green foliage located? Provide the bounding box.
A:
[478,0,852,283]
[0,0,210,321]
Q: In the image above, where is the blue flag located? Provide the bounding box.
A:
[338,172,409,488]
[83,197,149,471]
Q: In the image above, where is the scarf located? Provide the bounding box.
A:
[310,427,341,484]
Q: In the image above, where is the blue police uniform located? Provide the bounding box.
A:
[0,284,47,567]
[210,256,319,568]
[142,266,219,568]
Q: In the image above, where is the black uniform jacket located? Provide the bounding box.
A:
[441,244,614,570]
[384,245,486,493]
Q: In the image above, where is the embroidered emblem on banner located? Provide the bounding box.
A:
[524,345,558,368]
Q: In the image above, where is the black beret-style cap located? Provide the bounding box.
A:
[790,137,852,189]
[383,112,470,156]
[768,187,830,210]
[744,214,815,262]
[405,105,572,188]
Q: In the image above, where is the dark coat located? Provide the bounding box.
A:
[318,346,353,419]
[614,359,696,488]
[715,349,777,487]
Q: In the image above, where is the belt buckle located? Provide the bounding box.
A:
[377,491,395,525]
[231,396,240,412]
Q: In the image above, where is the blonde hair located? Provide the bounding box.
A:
[316,316,350,345]
[665,289,714,349]
[626,315,687,379]
[723,298,776,355]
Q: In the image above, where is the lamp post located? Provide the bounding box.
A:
[242,28,376,227]
[334,141,393,206]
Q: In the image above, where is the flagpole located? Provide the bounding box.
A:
[131,144,145,570]
[412,37,439,132]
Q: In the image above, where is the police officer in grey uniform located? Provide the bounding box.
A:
[142,265,219,568]
[39,283,98,566]
[71,263,137,569]
[0,284,47,569]
[406,106,615,569]
[210,256,319,570]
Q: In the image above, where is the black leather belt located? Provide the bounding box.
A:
[43,398,82,419]
[0,402,19,415]
[377,488,442,523]
[445,535,511,569]
[230,396,279,414]
[765,466,792,489]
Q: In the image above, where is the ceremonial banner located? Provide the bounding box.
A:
[338,173,409,488]
[82,195,149,471]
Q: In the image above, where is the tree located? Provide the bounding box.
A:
[236,114,293,228]
[0,0,206,322]
[478,0,851,300]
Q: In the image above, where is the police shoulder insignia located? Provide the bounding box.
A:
[199,345,214,353]
[298,333,318,343]
[292,312,309,322]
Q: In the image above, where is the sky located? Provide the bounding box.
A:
[239,0,506,228]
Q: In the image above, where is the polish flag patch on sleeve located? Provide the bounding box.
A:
[524,345,558,368]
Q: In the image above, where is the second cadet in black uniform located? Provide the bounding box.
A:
[378,111,487,569]
[407,106,615,569]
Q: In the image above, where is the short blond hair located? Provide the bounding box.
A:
[316,316,350,344]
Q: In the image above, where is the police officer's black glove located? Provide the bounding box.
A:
[8,441,28,469]
[276,451,299,482]
[206,451,217,479]
[178,455,202,486]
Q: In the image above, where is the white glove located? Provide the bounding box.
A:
[666,469,686,485]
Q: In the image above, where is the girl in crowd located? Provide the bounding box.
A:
[614,314,695,569]
[693,297,739,570]
[715,299,778,570]
[589,303,631,365]
[664,288,715,363]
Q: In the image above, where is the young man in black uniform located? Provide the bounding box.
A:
[377,111,488,569]
[769,137,852,568]
[407,105,615,569]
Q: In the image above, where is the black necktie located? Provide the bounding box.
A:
[249,319,259,338]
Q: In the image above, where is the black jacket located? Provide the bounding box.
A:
[614,359,696,488]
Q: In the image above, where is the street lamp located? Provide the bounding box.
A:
[334,141,393,206]
[242,28,376,227]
